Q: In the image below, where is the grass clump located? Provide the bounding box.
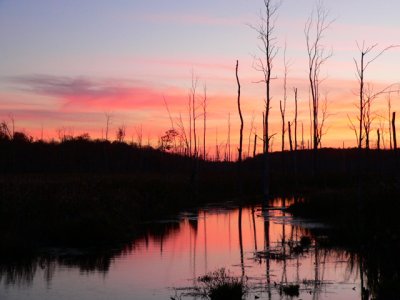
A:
[198,268,246,300]
[279,284,300,297]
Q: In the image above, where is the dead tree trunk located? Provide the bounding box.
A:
[105,113,111,141]
[203,85,207,159]
[392,111,397,150]
[191,75,198,157]
[288,121,293,152]
[388,94,393,149]
[280,42,289,152]
[247,113,255,158]
[377,129,380,150]
[294,88,298,151]
[227,113,231,161]
[354,43,398,149]
[236,60,244,163]
[236,60,244,196]
[251,0,281,199]
[280,100,286,152]
[305,2,333,151]
[188,95,192,156]
[253,134,257,157]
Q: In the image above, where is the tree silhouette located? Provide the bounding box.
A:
[304,1,333,150]
[251,0,281,198]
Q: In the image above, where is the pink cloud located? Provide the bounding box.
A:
[7,75,189,112]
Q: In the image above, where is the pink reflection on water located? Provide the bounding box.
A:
[118,198,360,299]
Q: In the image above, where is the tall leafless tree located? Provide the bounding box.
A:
[215,127,220,161]
[104,113,112,141]
[176,113,189,155]
[191,73,199,157]
[387,93,393,149]
[236,60,244,163]
[280,42,289,152]
[247,113,256,158]
[353,42,398,148]
[8,114,15,138]
[188,93,192,155]
[392,112,397,150]
[202,84,208,159]
[253,132,258,157]
[227,112,231,161]
[251,0,281,198]
[377,129,381,150]
[135,124,143,147]
[288,121,293,151]
[304,1,333,150]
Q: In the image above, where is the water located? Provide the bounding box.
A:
[0,199,363,299]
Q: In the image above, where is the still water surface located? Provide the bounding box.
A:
[1,199,362,299]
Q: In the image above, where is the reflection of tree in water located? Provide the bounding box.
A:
[358,238,400,299]
[0,221,183,286]
[297,219,400,300]
[0,248,120,286]
[256,198,355,299]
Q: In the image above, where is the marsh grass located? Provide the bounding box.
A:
[279,284,300,297]
[198,268,246,300]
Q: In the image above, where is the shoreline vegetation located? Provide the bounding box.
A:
[1,136,400,298]
[1,137,399,247]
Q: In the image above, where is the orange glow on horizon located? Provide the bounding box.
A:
[1,73,399,155]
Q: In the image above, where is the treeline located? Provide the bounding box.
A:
[0,132,195,174]
[1,132,399,191]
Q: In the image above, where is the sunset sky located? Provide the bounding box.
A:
[1,0,400,156]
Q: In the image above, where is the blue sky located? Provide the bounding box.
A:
[1,0,400,151]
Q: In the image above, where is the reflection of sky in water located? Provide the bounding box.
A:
[0,199,361,300]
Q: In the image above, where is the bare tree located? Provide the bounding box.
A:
[377,129,381,150]
[188,93,192,155]
[304,1,333,150]
[57,126,74,142]
[378,119,386,149]
[163,96,175,129]
[116,124,126,142]
[393,111,397,150]
[353,42,398,148]
[348,114,359,146]
[316,93,330,147]
[176,113,189,155]
[215,127,220,161]
[279,42,289,152]
[253,132,258,157]
[227,112,231,162]
[162,96,179,152]
[251,0,281,197]
[104,113,112,141]
[8,114,15,138]
[247,112,256,158]
[362,84,380,149]
[387,93,393,149]
[135,124,143,147]
[191,73,198,157]
[202,84,208,159]
[288,121,293,151]
[236,60,244,163]
[293,88,298,150]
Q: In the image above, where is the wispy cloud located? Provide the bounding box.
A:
[7,75,188,111]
